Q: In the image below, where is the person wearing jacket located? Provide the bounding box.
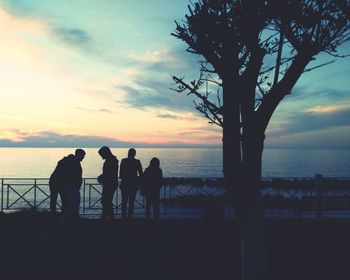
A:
[119,148,143,220]
[50,149,85,222]
[49,156,70,214]
[142,157,163,221]
[98,146,119,222]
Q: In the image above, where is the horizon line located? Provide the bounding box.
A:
[0,146,349,150]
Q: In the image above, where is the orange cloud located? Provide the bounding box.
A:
[306,103,350,114]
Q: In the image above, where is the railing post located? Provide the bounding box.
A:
[315,174,323,219]
[89,183,91,208]
[7,184,9,209]
[163,183,166,216]
[82,178,86,215]
[34,179,37,209]
[1,179,3,212]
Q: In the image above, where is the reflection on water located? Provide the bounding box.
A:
[0,148,349,178]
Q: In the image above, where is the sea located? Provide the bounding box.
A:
[0,147,349,178]
[0,147,349,218]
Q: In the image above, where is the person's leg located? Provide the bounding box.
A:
[71,187,80,221]
[105,186,115,220]
[49,184,58,213]
[145,196,151,220]
[153,195,160,220]
[58,187,67,214]
[128,189,137,220]
[77,188,81,219]
[121,188,128,220]
[101,187,107,220]
[62,185,73,223]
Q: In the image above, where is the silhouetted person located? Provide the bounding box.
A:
[142,157,163,221]
[98,146,118,222]
[58,149,85,223]
[119,148,143,220]
[50,156,70,214]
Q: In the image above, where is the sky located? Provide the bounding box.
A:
[0,0,349,149]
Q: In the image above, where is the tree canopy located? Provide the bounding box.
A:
[172,0,350,134]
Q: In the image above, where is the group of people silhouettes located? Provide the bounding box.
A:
[49,147,163,223]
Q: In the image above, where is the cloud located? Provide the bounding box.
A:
[305,104,350,114]
[120,85,173,109]
[156,113,178,119]
[117,57,212,114]
[191,125,222,133]
[178,125,221,138]
[118,45,219,116]
[75,107,114,114]
[155,112,200,121]
[53,27,91,46]
[0,0,38,18]
[286,86,350,102]
[265,126,350,149]
[266,103,350,148]
[0,131,135,148]
[266,85,350,148]
[118,82,196,112]
[268,106,350,138]
[99,108,113,113]
[178,131,203,136]
[0,131,220,148]
[128,47,197,72]
[1,1,94,51]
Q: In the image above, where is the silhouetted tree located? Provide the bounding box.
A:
[172,1,349,279]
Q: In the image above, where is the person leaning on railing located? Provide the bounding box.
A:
[49,149,86,222]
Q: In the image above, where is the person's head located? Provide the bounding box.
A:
[98,146,112,159]
[150,157,160,168]
[75,149,86,161]
[128,148,136,159]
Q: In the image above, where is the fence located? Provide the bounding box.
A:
[1,176,350,218]
[0,177,229,218]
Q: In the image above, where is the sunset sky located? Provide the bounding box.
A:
[0,0,349,148]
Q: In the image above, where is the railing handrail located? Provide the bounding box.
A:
[1,176,350,218]
[1,176,350,180]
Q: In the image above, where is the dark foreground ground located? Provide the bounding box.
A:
[0,213,349,280]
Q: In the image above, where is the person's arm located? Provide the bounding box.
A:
[98,161,107,184]
[119,159,125,180]
[159,169,164,189]
[116,161,119,181]
[73,162,83,188]
[78,163,83,187]
[137,160,143,177]
[103,160,112,178]
[104,159,119,183]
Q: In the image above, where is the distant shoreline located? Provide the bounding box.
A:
[0,146,350,150]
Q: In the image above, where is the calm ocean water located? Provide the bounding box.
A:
[0,147,349,178]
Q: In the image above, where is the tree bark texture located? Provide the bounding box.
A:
[223,79,268,280]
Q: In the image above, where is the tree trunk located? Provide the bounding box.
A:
[222,80,242,198]
[222,78,267,280]
[239,134,268,280]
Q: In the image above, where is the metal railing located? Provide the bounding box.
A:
[0,177,228,217]
[1,176,350,218]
